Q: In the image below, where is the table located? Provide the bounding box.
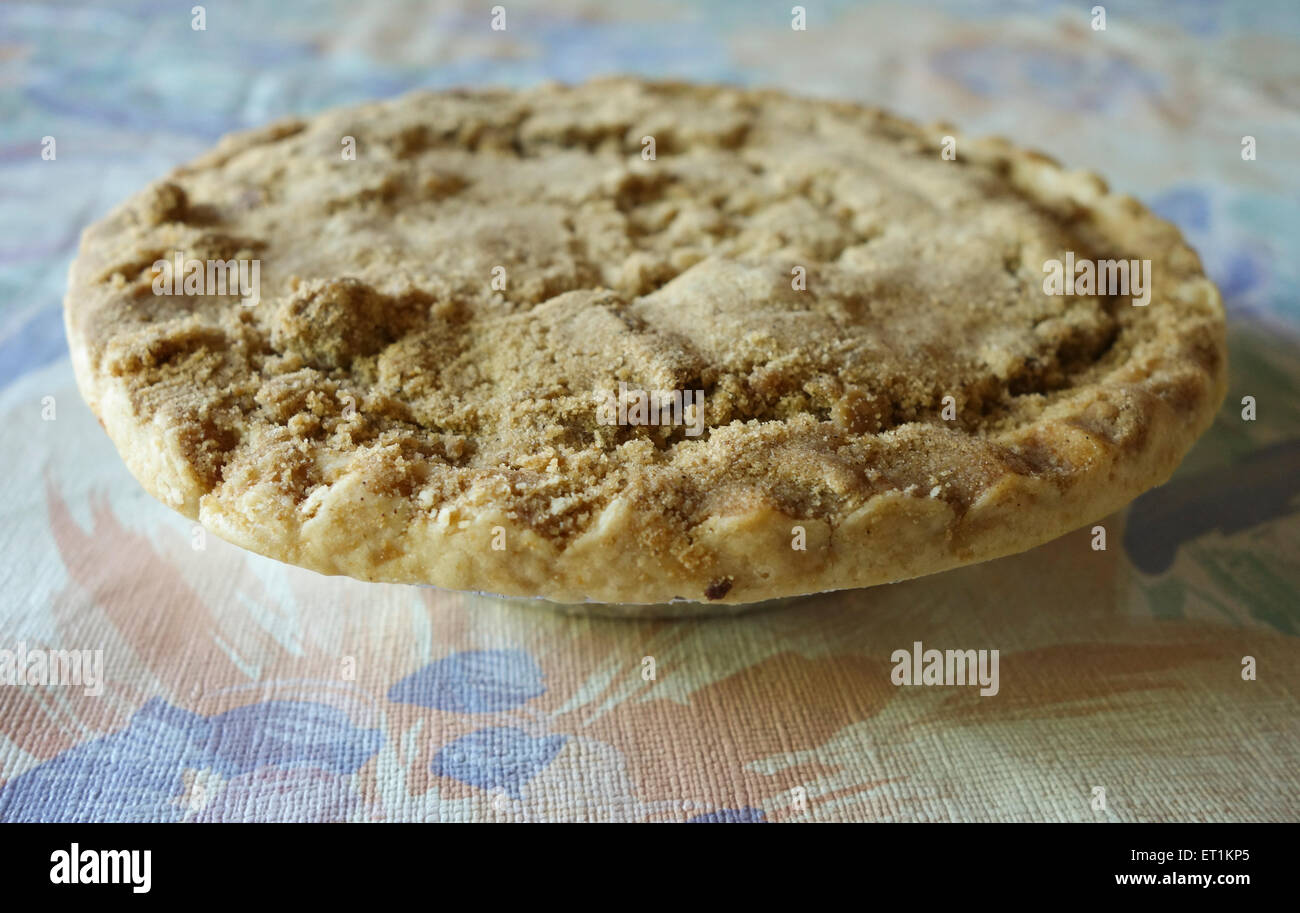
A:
[1,0,1296,822]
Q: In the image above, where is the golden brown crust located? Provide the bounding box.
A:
[64,78,1227,605]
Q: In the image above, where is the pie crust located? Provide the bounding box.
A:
[64,79,1228,605]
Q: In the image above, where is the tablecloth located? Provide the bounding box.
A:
[1,0,1297,822]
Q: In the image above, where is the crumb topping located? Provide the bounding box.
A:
[68,79,1224,578]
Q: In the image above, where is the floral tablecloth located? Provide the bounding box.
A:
[1,0,1297,822]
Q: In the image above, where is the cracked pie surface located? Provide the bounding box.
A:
[64,79,1228,606]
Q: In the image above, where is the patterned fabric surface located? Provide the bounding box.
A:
[1,0,1298,822]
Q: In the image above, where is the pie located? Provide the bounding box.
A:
[64,79,1228,607]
